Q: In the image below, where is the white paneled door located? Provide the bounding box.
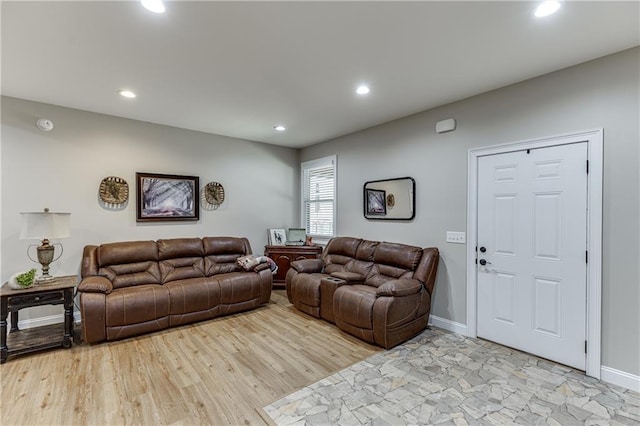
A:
[477,142,588,370]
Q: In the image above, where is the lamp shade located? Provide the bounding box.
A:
[20,211,71,240]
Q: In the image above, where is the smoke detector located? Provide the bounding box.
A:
[36,119,54,131]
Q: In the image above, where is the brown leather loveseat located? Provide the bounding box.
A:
[286,237,438,349]
[78,237,272,343]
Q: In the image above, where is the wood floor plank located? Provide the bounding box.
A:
[0,290,380,425]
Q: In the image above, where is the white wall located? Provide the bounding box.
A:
[301,48,640,377]
[1,96,299,320]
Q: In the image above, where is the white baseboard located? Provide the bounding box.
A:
[429,314,468,335]
[601,365,640,392]
[10,311,82,332]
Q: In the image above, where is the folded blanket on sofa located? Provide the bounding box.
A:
[237,255,278,274]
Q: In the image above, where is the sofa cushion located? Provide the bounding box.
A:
[164,277,221,315]
[203,237,250,255]
[373,242,423,270]
[203,237,250,276]
[355,240,378,261]
[365,242,423,287]
[158,238,204,260]
[323,237,362,274]
[100,261,162,289]
[106,284,169,327]
[366,265,414,288]
[97,241,162,289]
[160,257,205,283]
[99,240,158,266]
[216,272,263,304]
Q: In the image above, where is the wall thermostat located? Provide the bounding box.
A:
[436,118,456,134]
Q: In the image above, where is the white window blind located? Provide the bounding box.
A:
[302,156,336,238]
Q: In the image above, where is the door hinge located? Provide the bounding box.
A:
[586,250,588,263]
[585,340,588,353]
[586,160,589,174]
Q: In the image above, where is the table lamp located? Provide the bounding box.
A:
[20,208,71,281]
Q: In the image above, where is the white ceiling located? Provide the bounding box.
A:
[2,1,639,148]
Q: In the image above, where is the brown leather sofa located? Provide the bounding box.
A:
[78,237,272,343]
[286,237,439,349]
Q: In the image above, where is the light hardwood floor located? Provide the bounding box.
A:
[0,290,381,425]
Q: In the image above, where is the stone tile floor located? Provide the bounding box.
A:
[263,328,640,425]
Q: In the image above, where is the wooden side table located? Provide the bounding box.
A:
[0,275,77,363]
[265,245,323,288]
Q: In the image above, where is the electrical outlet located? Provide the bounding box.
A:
[446,231,466,244]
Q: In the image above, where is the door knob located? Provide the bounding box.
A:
[479,246,487,253]
[479,259,492,266]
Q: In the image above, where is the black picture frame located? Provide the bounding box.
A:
[365,188,387,216]
[136,172,199,222]
[363,177,416,221]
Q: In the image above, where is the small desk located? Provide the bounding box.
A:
[0,275,77,363]
[265,245,323,288]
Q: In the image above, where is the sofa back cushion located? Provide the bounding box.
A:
[96,241,161,289]
[203,237,252,276]
[345,239,378,278]
[365,242,423,287]
[158,238,206,283]
[323,237,362,274]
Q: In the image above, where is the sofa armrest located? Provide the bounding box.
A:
[290,259,324,274]
[330,271,364,283]
[376,279,422,297]
[78,275,113,294]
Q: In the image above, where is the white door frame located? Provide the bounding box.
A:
[466,129,603,379]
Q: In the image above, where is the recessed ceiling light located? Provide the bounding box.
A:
[273,125,286,132]
[356,85,370,95]
[534,1,561,17]
[141,0,165,14]
[118,90,137,99]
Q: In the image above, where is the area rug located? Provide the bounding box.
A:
[263,328,639,425]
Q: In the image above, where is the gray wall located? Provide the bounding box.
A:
[1,96,300,321]
[301,48,640,376]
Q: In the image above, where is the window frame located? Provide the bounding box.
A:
[300,155,337,243]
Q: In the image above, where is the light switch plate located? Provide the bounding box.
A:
[446,231,466,244]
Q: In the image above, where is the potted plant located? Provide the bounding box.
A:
[7,268,37,289]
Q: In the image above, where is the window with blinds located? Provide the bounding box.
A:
[302,155,336,238]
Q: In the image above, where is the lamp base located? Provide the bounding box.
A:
[36,274,55,282]
[27,239,65,282]
[37,241,55,281]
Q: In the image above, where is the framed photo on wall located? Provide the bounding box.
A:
[366,188,387,216]
[136,172,199,222]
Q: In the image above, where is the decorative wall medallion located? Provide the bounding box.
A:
[99,176,129,205]
[386,193,395,208]
[204,181,225,209]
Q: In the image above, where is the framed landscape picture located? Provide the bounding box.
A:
[136,172,199,222]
